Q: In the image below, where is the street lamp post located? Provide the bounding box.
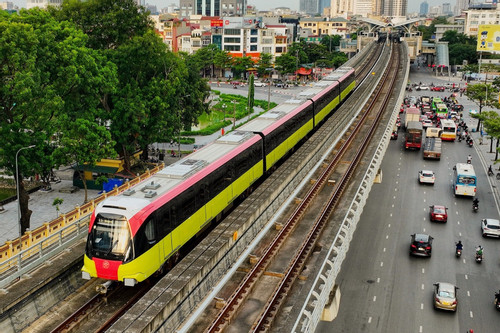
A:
[16,145,36,251]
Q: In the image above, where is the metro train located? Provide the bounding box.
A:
[81,67,356,286]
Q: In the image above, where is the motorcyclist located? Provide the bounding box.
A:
[467,155,472,164]
[495,290,500,303]
[456,241,463,251]
[476,245,483,259]
[473,198,479,208]
[489,165,494,175]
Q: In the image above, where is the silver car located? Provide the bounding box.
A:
[481,218,500,237]
[433,282,458,312]
[418,170,435,184]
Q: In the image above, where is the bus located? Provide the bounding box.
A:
[440,119,457,141]
[432,97,443,111]
[436,103,448,118]
[453,163,477,197]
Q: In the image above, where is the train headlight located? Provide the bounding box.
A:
[82,271,91,280]
[124,278,137,287]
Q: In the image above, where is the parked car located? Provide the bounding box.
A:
[419,170,435,184]
[481,218,500,237]
[433,282,458,312]
[410,233,433,257]
[430,205,448,222]
[254,81,267,87]
[418,85,430,90]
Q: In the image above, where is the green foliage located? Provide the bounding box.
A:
[231,56,253,79]
[248,74,255,114]
[256,53,273,77]
[52,197,64,217]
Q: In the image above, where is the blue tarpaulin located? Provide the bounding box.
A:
[103,178,124,192]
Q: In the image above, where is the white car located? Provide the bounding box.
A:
[418,85,430,90]
[254,81,267,87]
[422,119,433,128]
[419,170,435,184]
[481,218,500,237]
[469,109,478,115]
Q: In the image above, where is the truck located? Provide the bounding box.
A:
[423,137,442,159]
[405,121,423,150]
[405,107,420,129]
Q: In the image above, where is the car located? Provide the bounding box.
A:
[418,85,430,90]
[452,104,464,112]
[418,170,435,184]
[430,205,448,222]
[422,119,433,128]
[254,81,267,87]
[410,233,433,257]
[433,282,458,312]
[431,86,445,92]
[481,218,500,237]
[469,109,478,115]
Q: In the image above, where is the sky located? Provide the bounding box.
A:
[8,0,455,14]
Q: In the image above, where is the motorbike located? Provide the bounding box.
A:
[495,294,500,311]
[473,203,478,213]
[475,248,483,263]
[456,248,462,258]
[468,140,473,147]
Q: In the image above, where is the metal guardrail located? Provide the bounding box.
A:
[0,164,165,290]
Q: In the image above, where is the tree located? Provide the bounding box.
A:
[192,44,220,78]
[248,74,255,118]
[256,53,273,78]
[475,111,500,161]
[275,53,297,75]
[231,56,253,79]
[320,35,341,52]
[214,49,233,78]
[466,83,500,131]
[0,9,117,233]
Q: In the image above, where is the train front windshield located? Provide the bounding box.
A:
[88,213,133,262]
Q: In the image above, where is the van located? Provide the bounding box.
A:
[426,127,442,138]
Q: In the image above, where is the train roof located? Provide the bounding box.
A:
[95,131,261,221]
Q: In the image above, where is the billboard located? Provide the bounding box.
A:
[477,25,500,51]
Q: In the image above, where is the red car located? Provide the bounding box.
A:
[430,205,448,222]
[431,86,445,92]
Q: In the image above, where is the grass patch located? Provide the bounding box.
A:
[0,188,16,201]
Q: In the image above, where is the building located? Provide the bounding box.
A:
[383,0,407,17]
[455,0,468,16]
[419,1,428,16]
[179,0,246,18]
[353,0,373,17]
[0,1,14,10]
[434,24,464,42]
[300,0,320,15]
[26,0,62,9]
[463,5,500,37]
[442,2,452,16]
[330,0,352,17]
[299,17,349,38]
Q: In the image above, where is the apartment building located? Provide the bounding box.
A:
[463,5,500,37]
[299,17,349,38]
[26,0,62,9]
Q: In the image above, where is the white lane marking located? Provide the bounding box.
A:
[373,296,377,302]
[457,221,460,225]
[422,284,425,290]
[388,224,391,228]
[381,262,384,267]
[470,311,473,318]
[386,235,389,239]
[467,290,470,297]
[390,213,393,217]
[419,326,423,333]
[396,181,399,184]
[368,317,372,323]
[377,277,380,283]
[422,268,425,274]
[463,258,466,264]
[423,198,426,203]
[423,228,426,232]
[456,211,459,215]
[420,303,424,310]
[394,188,398,192]
[383,248,386,252]
[465,274,468,280]
[393,196,396,199]
[392,204,395,208]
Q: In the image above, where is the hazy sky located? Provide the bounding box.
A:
[9,0,455,14]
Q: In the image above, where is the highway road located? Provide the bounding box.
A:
[317,69,500,333]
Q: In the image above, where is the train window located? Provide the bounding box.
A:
[179,187,196,221]
[144,219,155,244]
[89,213,131,261]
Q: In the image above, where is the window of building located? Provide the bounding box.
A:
[224,45,240,51]
[262,47,272,53]
[276,46,284,53]
[250,37,258,43]
[250,45,257,51]
[225,29,241,35]
[224,37,241,43]
[250,29,258,35]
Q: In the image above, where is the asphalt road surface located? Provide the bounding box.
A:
[316,67,500,333]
